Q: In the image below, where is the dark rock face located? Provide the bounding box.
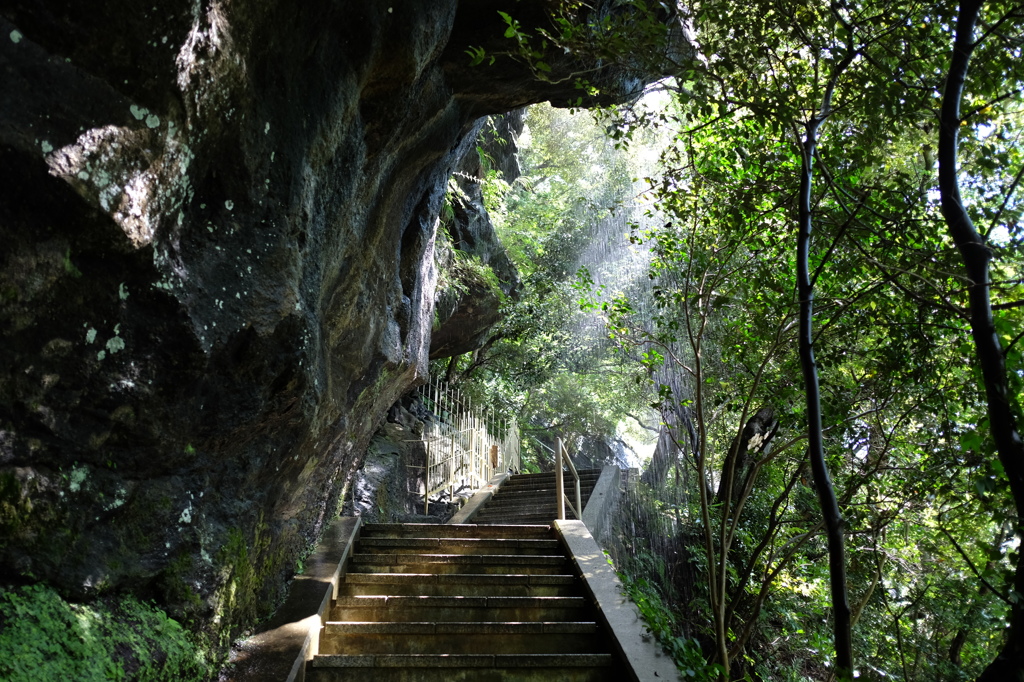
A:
[429,113,523,361]
[0,0,683,649]
[345,417,438,524]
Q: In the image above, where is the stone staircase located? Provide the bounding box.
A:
[472,469,604,525]
[307,522,624,681]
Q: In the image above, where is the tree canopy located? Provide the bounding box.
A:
[459,0,1024,678]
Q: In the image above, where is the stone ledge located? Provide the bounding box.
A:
[224,516,362,682]
[447,472,509,524]
[581,465,621,545]
[555,519,681,682]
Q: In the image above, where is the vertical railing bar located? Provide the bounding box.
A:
[556,437,565,521]
[575,475,582,521]
[418,376,525,514]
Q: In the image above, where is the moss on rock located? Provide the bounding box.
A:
[0,583,208,681]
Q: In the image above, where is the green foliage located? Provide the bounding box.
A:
[620,567,722,680]
[0,583,208,681]
[213,517,282,647]
[450,105,655,468]
[62,248,82,278]
[451,250,505,303]
[535,0,1024,676]
[466,3,679,99]
[461,0,1023,674]
[0,472,31,536]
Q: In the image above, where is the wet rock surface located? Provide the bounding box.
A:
[0,0,682,651]
[429,113,523,361]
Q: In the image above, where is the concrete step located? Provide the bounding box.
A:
[501,476,603,490]
[319,621,602,655]
[499,480,603,492]
[472,507,580,520]
[473,502,571,512]
[477,500,589,516]
[356,536,561,555]
[307,653,616,682]
[341,572,577,597]
[360,523,552,539]
[501,471,598,481]
[349,552,569,575]
[305,509,630,681]
[505,469,603,478]
[483,489,598,503]
[331,595,591,622]
[473,512,581,522]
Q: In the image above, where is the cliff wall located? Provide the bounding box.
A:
[0,0,682,652]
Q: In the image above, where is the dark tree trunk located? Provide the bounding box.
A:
[938,1,1024,678]
[714,407,778,506]
[796,47,858,678]
[641,423,677,488]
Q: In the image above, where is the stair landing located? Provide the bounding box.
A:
[471,469,604,525]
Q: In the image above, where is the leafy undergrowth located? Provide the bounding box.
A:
[618,566,723,681]
[0,583,208,681]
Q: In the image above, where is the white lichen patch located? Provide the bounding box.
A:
[179,504,193,524]
[224,199,234,210]
[40,140,53,154]
[105,487,128,511]
[106,336,126,354]
[119,282,129,300]
[85,328,98,344]
[264,122,270,134]
[68,466,88,493]
[97,350,106,361]
[47,111,196,250]
[9,29,22,44]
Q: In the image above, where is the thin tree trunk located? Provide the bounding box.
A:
[938,1,1024,678]
[796,49,857,680]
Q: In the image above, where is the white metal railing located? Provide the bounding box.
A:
[556,437,582,521]
[420,376,521,514]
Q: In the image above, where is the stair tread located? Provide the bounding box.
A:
[501,482,601,489]
[345,573,575,585]
[323,621,598,634]
[334,595,586,607]
[473,514,579,521]
[506,470,603,478]
[484,496,594,506]
[351,553,566,565]
[362,523,552,533]
[312,653,614,668]
[501,476,602,483]
[358,537,560,549]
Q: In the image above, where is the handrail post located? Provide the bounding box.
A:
[575,475,582,521]
[555,437,565,520]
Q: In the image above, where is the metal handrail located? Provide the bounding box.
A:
[555,437,582,521]
[420,376,521,514]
